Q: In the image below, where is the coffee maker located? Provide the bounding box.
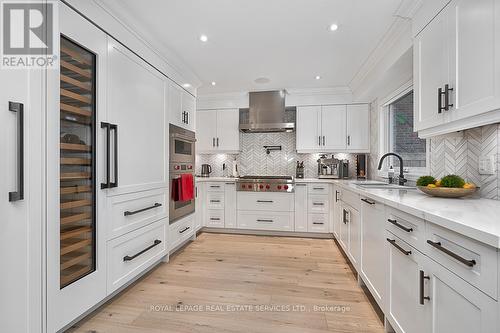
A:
[317,155,349,179]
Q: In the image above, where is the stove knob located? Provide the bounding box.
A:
[266,184,270,189]
[187,165,193,169]
[277,185,282,190]
[241,184,246,189]
[259,185,264,189]
[174,165,180,170]
[284,185,289,190]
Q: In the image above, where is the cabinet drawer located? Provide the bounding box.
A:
[237,192,293,212]
[386,207,425,251]
[237,211,294,232]
[340,188,360,211]
[308,184,330,195]
[169,214,194,251]
[308,214,329,233]
[107,188,167,240]
[308,195,330,213]
[107,219,167,293]
[206,192,224,210]
[425,222,498,299]
[206,209,225,228]
[206,182,225,192]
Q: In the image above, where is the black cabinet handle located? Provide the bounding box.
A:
[388,219,413,233]
[8,102,24,202]
[313,202,324,206]
[438,87,445,114]
[444,84,454,111]
[347,135,351,146]
[212,137,215,147]
[210,185,220,188]
[179,226,190,234]
[322,136,325,146]
[210,200,221,203]
[343,209,349,224]
[313,187,325,190]
[186,112,189,124]
[387,238,411,256]
[210,217,221,221]
[361,198,375,205]
[110,124,118,188]
[313,222,324,225]
[257,219,273,223]
[426,240,476,267]
[257,200,273,203]
[123,239,162,262]
[318,136,321,146]
[100,122,111,189]
[419,270,430,305]
[124,203,162,216]
[335,190,339,202]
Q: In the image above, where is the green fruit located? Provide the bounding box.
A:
[416,176,436,187]
[440,174,465,188]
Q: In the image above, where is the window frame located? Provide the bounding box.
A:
[378,81,430,180]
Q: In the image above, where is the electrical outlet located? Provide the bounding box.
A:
[479,155,497,175]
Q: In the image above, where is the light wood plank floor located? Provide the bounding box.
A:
[68,233,384,333]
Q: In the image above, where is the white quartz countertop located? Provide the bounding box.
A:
[195,176,500,248]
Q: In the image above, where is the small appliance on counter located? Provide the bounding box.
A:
[200,164,212,177]
[356,154,368,179]
[232,157,240,178]
[317,155,349,179]
[296,161,304,178]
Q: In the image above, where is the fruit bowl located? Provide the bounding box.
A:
[417,186,477,198]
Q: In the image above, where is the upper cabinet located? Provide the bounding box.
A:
[196,109,240,154]
[296,104,369,153]
[169,82,196,132]
[414,0,500,137]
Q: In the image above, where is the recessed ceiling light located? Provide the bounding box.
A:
[329,23,339,31]
[211,81,216,86]
[199,34,208,42]
[315,75,321,80]
[183,83,191,88]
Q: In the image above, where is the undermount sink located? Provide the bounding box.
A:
[355,182,417,190]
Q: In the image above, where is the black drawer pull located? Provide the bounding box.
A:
[313,187,325,190]
[124,203,162,216]
[387,238,411,256]
[179,226,190,234]
[296,183,307,186]
[210,218,221,221]
[419,270,430,305]
[388,219,413,233]
[123,239,161,262]
[313,202,324,206]
[210,185,221,188]
[257,200,273,203]
[210,200,221,203]
[257,219,273,223]
[8,102,24,202]
[335,190,340,202]
[426,240,476,267]
[313,222,324,225]
[225,182,235,185]
[361,198,375,205]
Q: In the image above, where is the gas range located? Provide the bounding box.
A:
[236,176,294,193]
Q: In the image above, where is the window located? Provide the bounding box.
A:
[380,88,428,177]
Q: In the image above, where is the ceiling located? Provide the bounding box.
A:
[101,0,404,94]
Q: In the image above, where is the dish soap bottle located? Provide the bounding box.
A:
[388,165,394,184]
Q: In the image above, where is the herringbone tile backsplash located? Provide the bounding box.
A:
[196,132,356,179]
[429,124,500,200]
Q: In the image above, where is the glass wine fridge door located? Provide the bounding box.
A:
[59,36,96,288]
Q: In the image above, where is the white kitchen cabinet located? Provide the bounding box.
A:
[385,232,427,333]
[321,105,347,151]
[294,183,308,232]
[107,39,168,195]
[360,196,386,308]
[168,81,196,131]
[424,255,498,333]
[346,104,370,152]
[332,187,341,238]
[297,104,369,153]
[224,181,237,228]
[196,109,240,153]
[338,202,360,268]
[195,182,205,231]
[414,0,500,137]
[206,209,225,228]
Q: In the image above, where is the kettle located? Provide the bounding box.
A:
[201,164,212,177]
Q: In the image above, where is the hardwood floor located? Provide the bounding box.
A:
[68,233,385,333]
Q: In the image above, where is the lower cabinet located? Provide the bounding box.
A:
[107,219,167,293]
[338,202,360,268]
[237,211,294,231]
[201,181,237,228]
[194,183,204,231]
[169,214,195,250]
[224,182,237,228]
[294,183,308,232]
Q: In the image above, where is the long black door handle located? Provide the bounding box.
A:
[124,203,162,216]
[427,240,476,267]
[419,270,430,305]
[387,238,411,256]
[110,124,118,188]
[8,102,24,202]
[444,84,454,111]
[100,122,111,189]
[123,239,162,261]
[388,219,413,232]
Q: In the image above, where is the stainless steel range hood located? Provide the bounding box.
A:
[239,90,295,133]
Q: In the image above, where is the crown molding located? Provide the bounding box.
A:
[91,0,201,89]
